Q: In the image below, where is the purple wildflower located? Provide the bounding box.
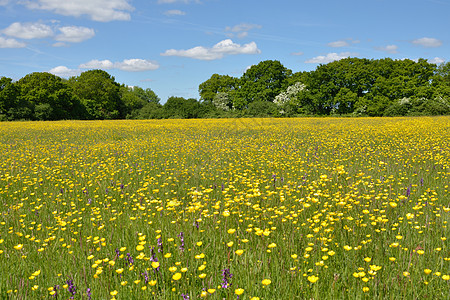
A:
[181,294,190,300]
[142,271,149,284]
[193,220,199,229]
[178,232,185,252]
[86,288,91,300]
[157,237,163,253]
[406,185,411,198]
[221,268,233,289]
[126,253,134,265]
[420,178,424,186]
[66,278,76,299]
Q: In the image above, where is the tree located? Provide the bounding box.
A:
[15,72,80,120]
[0,77,19,120]
[120,86,160,119]
[69,70,124,120]
[199,74,237,102]
[163,96,203,119]
[233,60,291,108]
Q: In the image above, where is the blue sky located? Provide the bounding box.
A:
[0,0,448,102]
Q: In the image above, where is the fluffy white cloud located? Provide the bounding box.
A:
[22,0,134,22]
[412,37,442,48]
[48,66,81,77]
[225,23,262,39]
[115,59,159,71]
[305,52,356,64]
[375,44,398,54]
[55,26,95,43]
[428,57,445,64]
[79,59,115,69]
[327,40,349,48]
[2,22,53,39]
[164,9,186,16]
[0,36,26,48]
[161,39,261,60]
[79,59,159,71]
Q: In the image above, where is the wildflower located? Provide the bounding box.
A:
[363,287,369,292]
[307,275,319,283]
[14,244,23,250]
[234,288,244,296]
[424,269,432,275]
[136,245,144,251]
[110,290,118,296]
[221,268,233,288]
[235,249,244,256]
[151,261,160,269]
[172,273,182,281]
[262,279,271,286]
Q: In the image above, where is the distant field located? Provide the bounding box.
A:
[0,117,449,299]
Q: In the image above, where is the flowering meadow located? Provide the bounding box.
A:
[0,117,449,299]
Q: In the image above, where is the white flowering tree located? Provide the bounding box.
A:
[273,82,306,110]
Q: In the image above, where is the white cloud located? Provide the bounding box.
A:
[55,26,95,43]
[412,37,442,48]
[22,0,134,22]
[0,36,26,48]
[225,23,262,39]
[79,59,159,71]
[79,59,115,69]
[164,9,186,16]
[48,66,81,77]
[115,59,159,71]
[2,22,53,39]
[327,40,349,48]
[161,39,261,60]
[375,44,398,54]
[305,52,356,64]
[428,57,445,64]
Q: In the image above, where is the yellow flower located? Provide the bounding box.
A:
[136,245,144,251]
[262,279,271,286]
[235,249,244,256]
[389,257,396,262]
[172,273,182,281]
[32,270,41,276]
[343,245,352,251]
[169,266,177,272]
[196,241,203,246]
[364,257,371,262]
[307,275,319,283]
[234,288,244,295]
[417,250,424,255]
[110,290,118,296]
[227,241,234,247]
[291,254,298,259]
[151,261,160,269]
[119,247,126,252]
[116,268,124,274]
[442,275,450,281]
[403,272,410,277]
[222,211,230,217]
[208,289,216,294]
[120,281,127,286]
[200,291,208,297]
[199,273,206,279]
[268,243,277,248]
[389,202,398,208]
[227,228,236,234]
[362,287,369,292]
[181,267,188,272]
[424,269,432,275]
[14,244,23,250]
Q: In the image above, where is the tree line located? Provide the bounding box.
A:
[1,58,449,121]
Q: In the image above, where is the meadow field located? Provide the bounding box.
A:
[0,117,449,299]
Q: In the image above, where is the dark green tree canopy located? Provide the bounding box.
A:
[68,70,124,120]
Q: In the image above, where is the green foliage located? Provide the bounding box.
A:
[68,70,124,120]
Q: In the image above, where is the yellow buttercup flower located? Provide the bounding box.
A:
[172,273,182,280]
